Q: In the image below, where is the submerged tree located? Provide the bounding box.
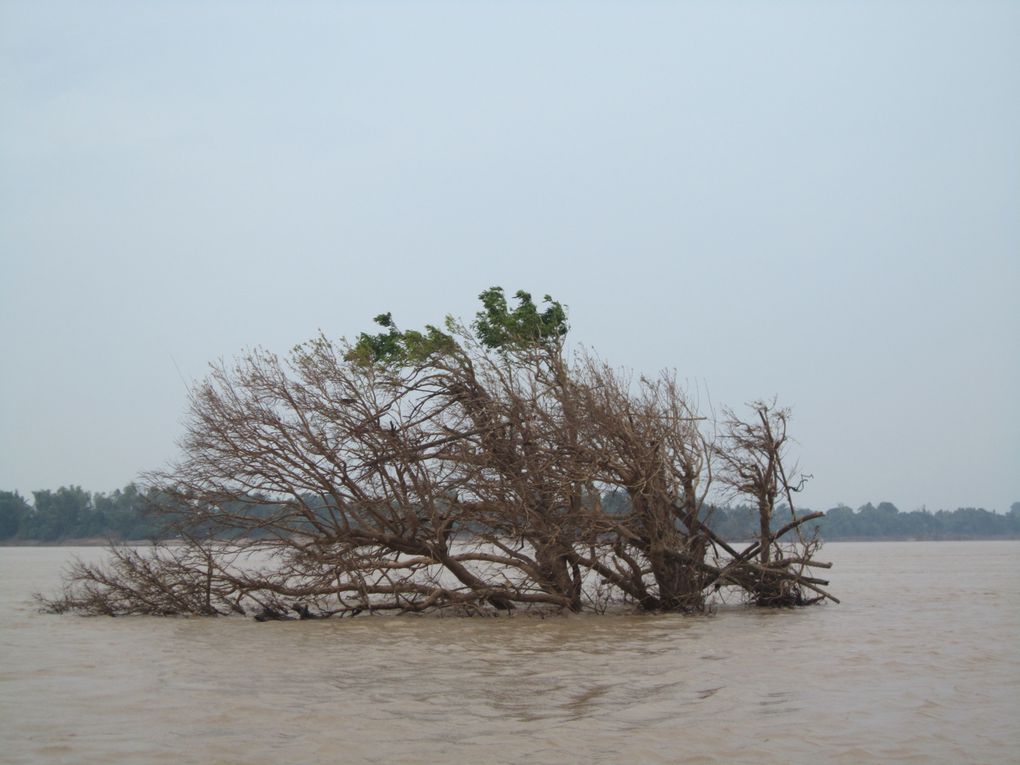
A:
[44,288,835,618]
[714,401,831,606]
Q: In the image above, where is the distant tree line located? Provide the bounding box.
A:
[809,501,1020,541]
[4,484,1017,543]
[0,485,161,542]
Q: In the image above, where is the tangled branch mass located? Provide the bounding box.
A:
[44,288,835,618]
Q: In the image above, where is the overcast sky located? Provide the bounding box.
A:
[1,1,1017,513]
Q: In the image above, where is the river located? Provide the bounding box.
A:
[0,541,1017,764]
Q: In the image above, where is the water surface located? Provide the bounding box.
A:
[1,542,1017,764]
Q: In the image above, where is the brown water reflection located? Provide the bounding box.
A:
[1,542,1017,764]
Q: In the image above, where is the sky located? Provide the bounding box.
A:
[1,1,1018,513]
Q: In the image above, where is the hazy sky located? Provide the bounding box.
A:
[2,1,1017,513]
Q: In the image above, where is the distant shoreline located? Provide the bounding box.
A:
[823,536,1020,543]
[3,536,1019,548]
[1,538,143,547]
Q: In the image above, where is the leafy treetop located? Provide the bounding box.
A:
[346,287,568,366]
[345,312,457,366]
[472,287,568,351]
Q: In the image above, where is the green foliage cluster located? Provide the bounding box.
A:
[346,287,568,366]
[472,287,568,351]
[345,312,458,366]
[0,485,160,542]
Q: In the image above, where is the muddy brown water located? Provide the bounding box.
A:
[1,541,1017,764]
